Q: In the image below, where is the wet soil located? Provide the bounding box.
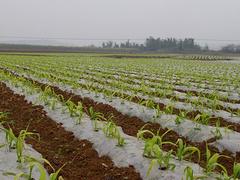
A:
[0,82,141,180]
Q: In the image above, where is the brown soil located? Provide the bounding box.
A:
[0,82,141,180]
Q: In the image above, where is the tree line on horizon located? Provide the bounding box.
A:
[102,37,209,52]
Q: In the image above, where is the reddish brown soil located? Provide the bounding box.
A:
[0,82,141,180]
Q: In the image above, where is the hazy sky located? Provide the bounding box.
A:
[0,0,240,48]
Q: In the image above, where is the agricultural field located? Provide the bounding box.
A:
[0,53,240,179]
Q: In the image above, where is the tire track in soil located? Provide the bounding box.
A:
[0,82,141,180]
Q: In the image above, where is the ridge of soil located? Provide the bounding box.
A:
[0,82,141,180]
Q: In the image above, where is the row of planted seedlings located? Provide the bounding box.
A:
[10,60,240,110]
[3,54,240,88]
[6,64,240,134]
[62,58,240,96]
[70,63,240,97]
[1,68,240,179]
[177,55,230,61]
[42,60,239,98]
[1,55,240,109]
[3,62,240,117]
[77,67,240,103]
[2,56,240,99]
[0,112,63,179]
[61,67,240,110]
[10,58,240,102]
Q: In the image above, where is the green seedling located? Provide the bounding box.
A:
[153,104,164,120]
[194,113,210,125]
[211,120,223,140]
[165,104,174,114]
[65,99,76,117]
[22,156,65,180]
[183,166,206,180]
[232,162,240,179]
[88,107,104,131]
[88,107,103,121]
[50,98,57,110]
[137,127,175,158]
[147,148,175,176]
[16,129,40,163]
[205,144,228,175]
[5,128,17,150]
[183,166,194,180]
[176,139,200,161]
[140,99,155,109]
[75,102,84,124]
[175,111,187,125]
[103,120,125,147]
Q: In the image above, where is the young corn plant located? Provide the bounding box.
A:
[165,103,174,114]
[183,166,206,180]
[183,166,194,180]
[233,162,240,179]
[147,149,175,176]
[220,162,240,180]
[211,120,223,140]
[65,99,77,117]
[15,156,65,180]
[137,127,175,158]
[103,119,125,147]
[88,107,104,131]
[16,129,40,163]
[140,99,155,109]
[176,139,200,161]
[75,102,84,124]
[5,128,17,150]
[205,144,228,175]
[175,111,187,125]
[49,98,57,110]
[154,104,164,117]
[4,127,40,163]
[194,113,210,125]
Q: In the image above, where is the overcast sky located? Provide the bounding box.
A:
[0,0,240,48]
